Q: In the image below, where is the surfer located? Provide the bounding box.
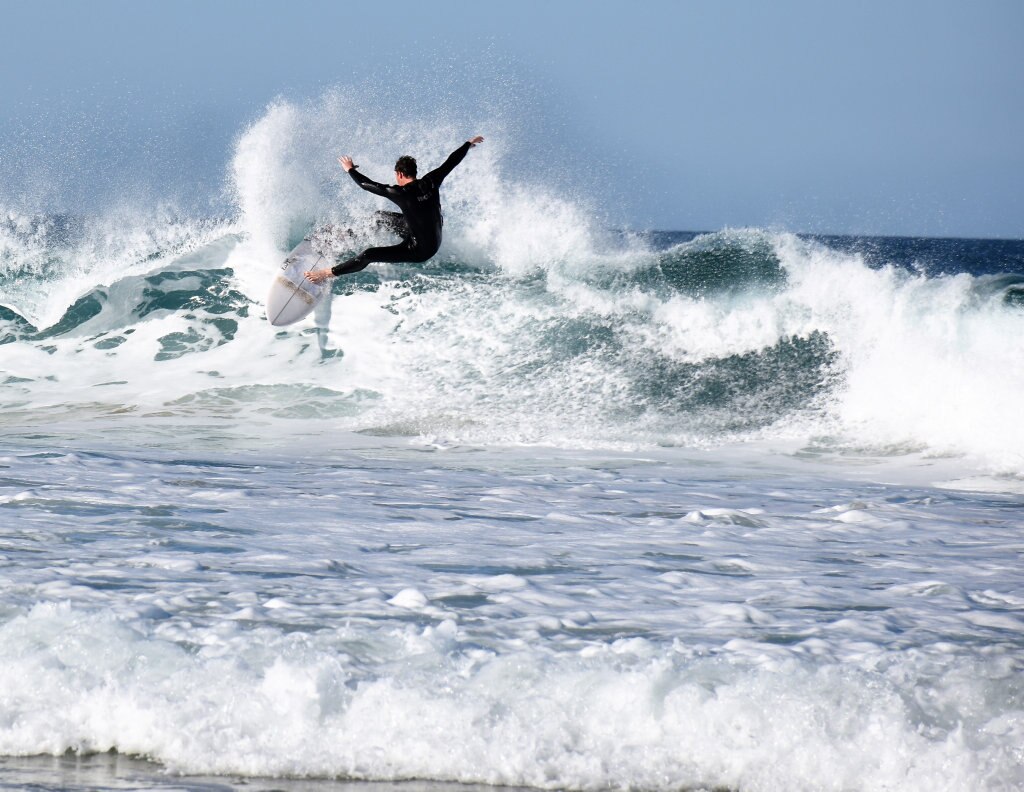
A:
[305,135,484,283]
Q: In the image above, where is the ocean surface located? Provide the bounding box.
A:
[1,98,1024,792]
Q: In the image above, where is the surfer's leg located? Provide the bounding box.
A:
[372,211,409,237]
[331,242,416,276]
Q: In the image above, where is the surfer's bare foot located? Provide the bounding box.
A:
[305,269,333,284]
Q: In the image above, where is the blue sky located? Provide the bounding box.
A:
[2,0,1022,237]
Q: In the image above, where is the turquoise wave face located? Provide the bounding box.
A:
[646,232,789,298]
[1,267,248,352]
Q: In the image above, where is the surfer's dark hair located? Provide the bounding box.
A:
[395,155,417,179]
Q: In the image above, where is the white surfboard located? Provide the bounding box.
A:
[266,238,329,327]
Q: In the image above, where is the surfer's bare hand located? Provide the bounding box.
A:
[468,136,484,146]
[305,269,333,284]
[338,156,354,171]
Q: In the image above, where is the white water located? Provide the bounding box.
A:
[0,438,1021,791]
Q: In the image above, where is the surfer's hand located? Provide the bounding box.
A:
[468,136,484,146]
[306,269,333,284]
[338,156,354,171]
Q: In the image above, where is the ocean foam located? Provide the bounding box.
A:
[0,440,1021,790]
[0,602,1017,791]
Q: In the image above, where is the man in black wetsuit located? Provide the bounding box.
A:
[305,135,484,283]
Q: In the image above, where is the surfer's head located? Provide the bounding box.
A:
[395,155,417,184]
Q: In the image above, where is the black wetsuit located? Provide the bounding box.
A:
[330,141,473,276]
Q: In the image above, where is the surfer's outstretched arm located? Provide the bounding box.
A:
[338,155,396,199]
[423,136,484,188]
